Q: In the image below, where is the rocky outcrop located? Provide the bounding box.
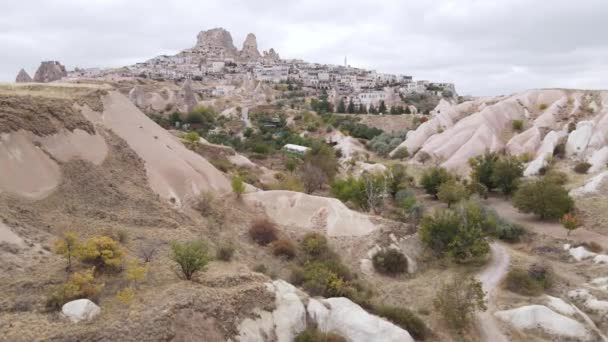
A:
[240,33,261,60]
[33,61,67,83]
[62,299,101,323]
[15,69,32,83]
[263,48,280,62]
[195,27,238,57]
[495,305,590,340]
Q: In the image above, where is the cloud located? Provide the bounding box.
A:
[1,0,607,95]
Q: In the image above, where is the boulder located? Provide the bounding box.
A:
[570,171,608,196]
[495,305,590,340]
[33,61,67,83]
[61,299,101,323]
[307,297,414,342]
[566,121,594,156]
[588,146,608,173]
[15,69,32,83]
[545,295,577,316]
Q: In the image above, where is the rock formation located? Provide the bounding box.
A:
[240,33,261,60]
[263,48,280,62]
[62,299,101,323]
[195,27,238,57]
[15,68,32,83]
[33,61,67,83]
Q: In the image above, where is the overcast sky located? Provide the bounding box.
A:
[2,0,607,95]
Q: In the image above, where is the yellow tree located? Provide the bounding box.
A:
[53,231,80,272]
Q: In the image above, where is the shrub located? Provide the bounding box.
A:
[513,178,573,220]
[46,268,101,309]
[271,238,296,259]
[372,249,408,275]
[373,305,429,340]
[137,241,158,263]
[183,131,200,144]
[78,235,125,271]
[330,176,365,209]
[216,244,235,261]
[392,147,410,160]
[294,327,347,342]
[504,264,552,296]
[300,233,329,257]
[539,103,548,110]
[469,152,499,191]
[544,170,568,185]
[433,277,486,332]
[553,142,566,158]
[468,181,488,199]
[491,155,524,195]
[300,261,354,297]
[249,218,278,245]
[584,241,603,253]
[299,163,327,194]
[368,131,408,156]
[115,287,135,304]
[231,174,246,197]
[511,119,524,131]
[124,259,148,284]
[480,206,525,243]
[420,167,452,198]
[170,240,211,280]
[419,210,460,256]
[574,162,592,174]
[253,264,268,274]
[53,231,80,272]
[437,180,469,208]
[560,213,581,236]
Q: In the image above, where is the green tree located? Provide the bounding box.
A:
[448,202,490,262]
[169,112,182,126]
[419,210,460,256]
[437,180,469,208]
[469,151,499,191]
[378,100,387,114]
[368,104,377,114]
[420,166,452,198]
[170,240,211,280]
[337,99,346,113]
[513,178,574,220]
[304,142,339,181]
[491,155,523,196]
[346,100,355,113]
[404,106,411,114]
[231,174,245,198]
[560,213,580,236]
[434,276,486,332]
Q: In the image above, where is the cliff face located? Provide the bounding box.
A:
[194,27,238,57]
[240,33,261,60]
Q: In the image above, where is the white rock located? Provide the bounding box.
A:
[591,277,608,291]
[308,297,414,342]
[269,280,307,341]
[568,288,608,315]
[524,130,566,176]
[566,121,594,156]
[61,299,101,323]
[495,305,589,340]
[594,255,608,264]
[564,243,572,251]
[569,246,597,261]
[545,295,576,316]
[588,146,608,173]
[570,171,608,196]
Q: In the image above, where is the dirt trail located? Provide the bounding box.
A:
[485,197,608,248]
[475,243,510,342]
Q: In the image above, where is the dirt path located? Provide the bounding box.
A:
[475,243,510,342]
[484,197,608,248]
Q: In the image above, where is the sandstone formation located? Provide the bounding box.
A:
[195,27,238,57]
[33,61,67,83]
[15,68,32,83]
[240,33,261,60]
[495,305,590,340]
[391,90,608,176]
[263,48,280,62]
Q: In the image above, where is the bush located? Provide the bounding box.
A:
[170,240,211,280]
[392,147,410,160]
[544,170,568,185]
[368,131,408,156]
[124,259,148,284]
[583,241,603,253]
[574,162,592,174]
[491,155,524,196]
[300,233,329,257]
[511,120,524,131]
[78,235,125,271]
[434,277,486,332]
[271,238,296,259]
[46,268,102,309]
[372,249,408,275]
[437,180,469,208]
[300,261,354,298]
[231,174,246,197]
[249,218,279,245]
[373,305,429,340]
[420,167,452,198]
[419,210,460,256]
[504,264,552,296]
[294,327,347,342]
[513,178,574,220]
[216,244,235,261]
[330,176,365,209]
[53,231,80,272]
[183,131,200,144]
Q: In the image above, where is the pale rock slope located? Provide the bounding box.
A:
[495,305,591,340]
[243,191,378,237]
[0,83,230,206]
[391,89,608,176]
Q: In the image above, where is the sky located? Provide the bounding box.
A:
[1,0,607,96]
